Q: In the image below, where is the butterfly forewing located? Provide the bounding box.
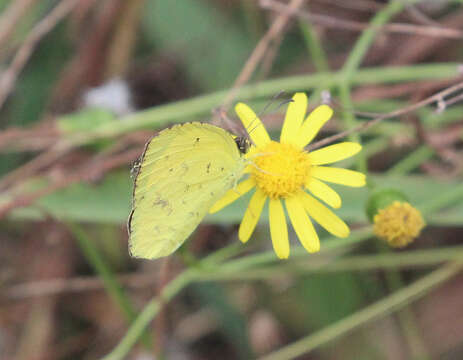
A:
[129,123,247,259]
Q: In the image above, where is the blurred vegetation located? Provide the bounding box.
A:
[1,1,463,360]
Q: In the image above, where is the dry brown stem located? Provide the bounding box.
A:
[352,77,463,102]
[0,147,141,219]
[0,0,38,48]
[308,80,463,151]
[221,0,307,109]
[405,4,443,27]
[313,0,382,12]
[261,0,463,39]
[0,142,73,191]
[0,0,79,110]
[105,0,146,77]
[5,272,156,300]
[387,10,463,65]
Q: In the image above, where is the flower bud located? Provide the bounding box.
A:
[366,189,425,248]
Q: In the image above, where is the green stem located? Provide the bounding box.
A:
[202,240,247,265]
[298,19,329,73]
[337,1,417,175]
[338,82,367,173]
[100,174,463,359]
[376,242,430,359]
[341,0,419,77]
[99,228,371,360]
[258,261,463,360]
[101,269,195,360]
[387,146,434,176]
[99,128,463,360]
[219,227,373,273]
[67,223,152,349]
[196,246,463,280]
[60,63,459,146]
[419,182,463,216]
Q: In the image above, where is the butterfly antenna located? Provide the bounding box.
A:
[245,91,291,137]
[213,106,245,136]
[247,96,294,136]
[257,90,288,119]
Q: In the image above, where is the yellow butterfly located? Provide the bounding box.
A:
[128,122,249,259]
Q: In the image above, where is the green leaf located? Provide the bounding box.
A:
[6,173,463,227]
[4,173,132,223]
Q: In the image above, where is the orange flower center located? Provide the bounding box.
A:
[250,141,310,199]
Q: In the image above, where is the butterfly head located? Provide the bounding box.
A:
[234,136,251,155]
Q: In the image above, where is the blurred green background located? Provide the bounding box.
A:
[1,1,463,359]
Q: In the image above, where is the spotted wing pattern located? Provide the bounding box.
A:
[129,123,246,259]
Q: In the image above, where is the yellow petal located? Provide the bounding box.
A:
[209,178,255,213]
[300,192,350,238]
[238,188,267,243]
[311,166,366,187]
[308,142,362,165]
[235,103,271,147]
[295,105,333,148]
[269,198,289,259]
[280,93,307,146]
[305,177,341,208]
[285,196,320,253]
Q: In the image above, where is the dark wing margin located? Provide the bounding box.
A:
[127,133,155,237]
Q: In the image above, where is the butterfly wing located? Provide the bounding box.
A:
[129,123,246,259]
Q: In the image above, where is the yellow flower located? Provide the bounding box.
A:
[210,93,366,259]
[374,201,425,248]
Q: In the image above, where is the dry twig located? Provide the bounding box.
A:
[0,147,141,219]
[261,0,463,40]
[4,273,155,300]
[387,10,463,65]
[0,0,79,110]
[221,0,306,109]
[352,77,463,102]
[3,80,463,218]
[314,0,382,12]
[443,92,463,108]
[0,142,73,191]
[0,0,38,48]
[405,4,443,27]
[308,79,463,150]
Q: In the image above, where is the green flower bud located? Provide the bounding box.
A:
[365,188,408,222]
[366,188,425,248]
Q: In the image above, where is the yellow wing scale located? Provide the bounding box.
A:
[129,123,247,259]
